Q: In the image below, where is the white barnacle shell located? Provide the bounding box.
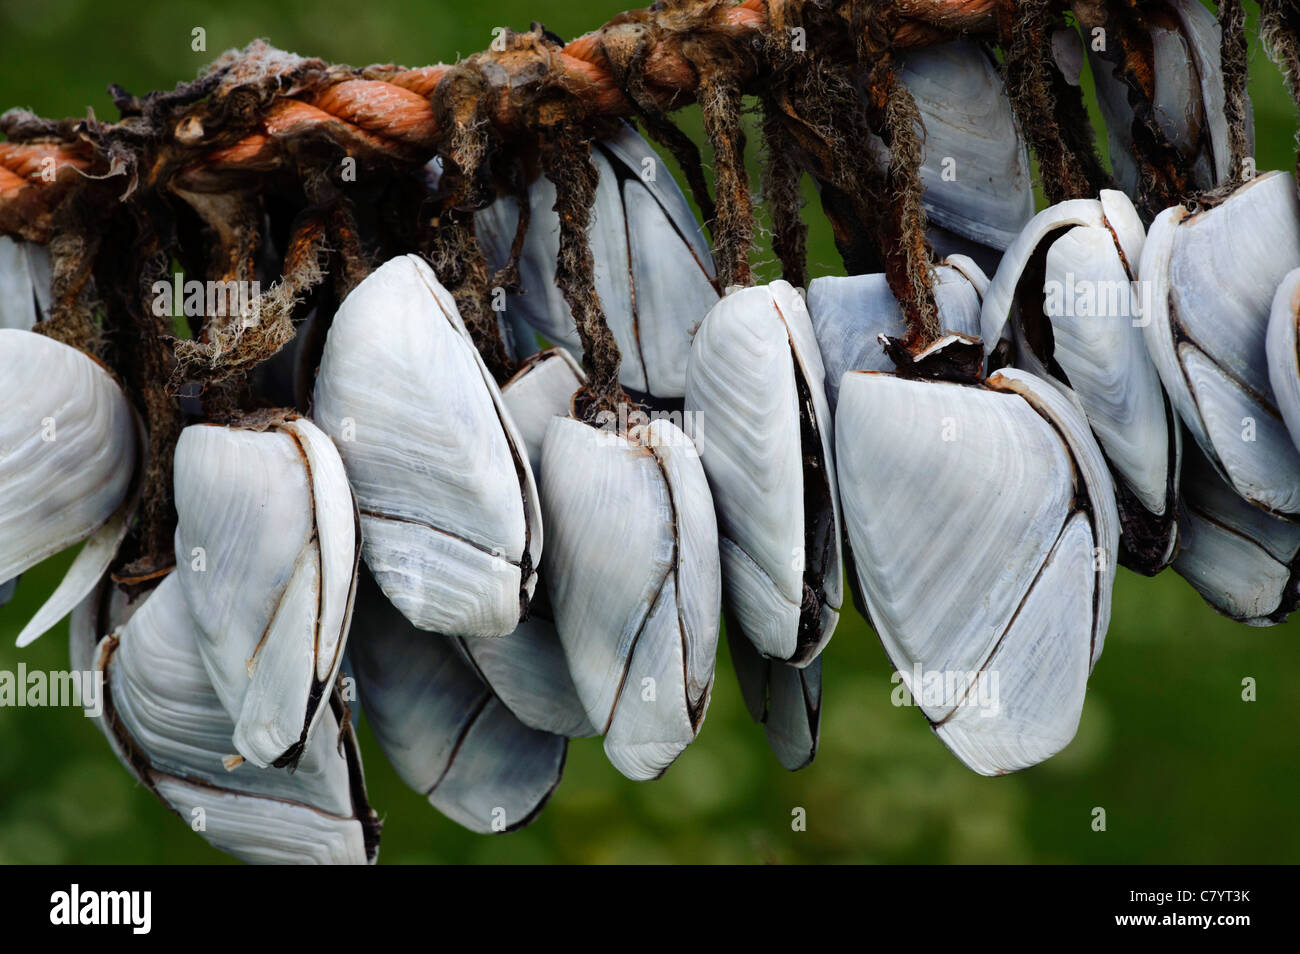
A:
[476,122,718,400]
[312,254,542,638]
[0,235,51,330]
[83,574,379,864]
[1,329,140,647]
[453,588,596,740]
[172,415,360,769]
[1174,438,1300,625]
[498,348,585,478]
[1266,267,1300,456]
[806,260,987,413]
[981,191,1179,572]
[1089,0,1248,197]
[835,360,1118,775]
[980,190,1145,350]
[542,415,721,780]
[727,626,821,772]
[685,281,841,666]
[453,348,596,738]
[1140,171,1300,518]
[349,569,566,833]
[893,40,1035,266]
[69,575,147,674]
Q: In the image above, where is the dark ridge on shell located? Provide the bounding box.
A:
[791,346,837,665]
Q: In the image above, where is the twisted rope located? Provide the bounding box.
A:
[0,1,996,238]
[1220,0,1251,185]
[1261,0,1300,182]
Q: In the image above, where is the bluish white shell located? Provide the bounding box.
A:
[685,281,842,665]
[541,416,720,780]
[476,123,718,400]
[1174,440,1300,625]
[86,574,378,864]
[1,329,139,648]
[0,236,51,330]
[349,569,566,832]
[896,40,1035,252]
[835,366,1117,774]
[980,191,1178,569]
[458,348,596,738]
[172,417,360,769]
[313,254,543,638]
[1140,171,1300,518]
[807,262,986,412]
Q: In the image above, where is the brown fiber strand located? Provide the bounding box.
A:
[998,0,1097,204]
[1260,0,1300,182]
[1220,0,1251,185]
[540,124,626,417]
[698,73,754,289]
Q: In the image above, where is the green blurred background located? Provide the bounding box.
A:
[1,0,1298,864]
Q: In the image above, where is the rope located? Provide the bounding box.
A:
[0,0,1292,343]
[1260,0,1300,182]
[998,0,1103,204]
[1220,0,1252,186]
[0,2,997,236]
